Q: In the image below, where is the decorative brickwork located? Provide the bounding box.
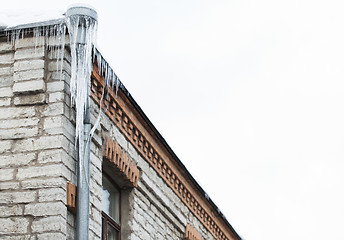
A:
[0,25,240,239]
[91,64,237,240]
[103,136,140,187]
[184,224,204,240]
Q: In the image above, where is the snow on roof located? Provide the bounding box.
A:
[0,9,65,30]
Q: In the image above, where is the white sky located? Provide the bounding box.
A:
[2,1,344,239]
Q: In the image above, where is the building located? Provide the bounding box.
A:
[0,6,241,240]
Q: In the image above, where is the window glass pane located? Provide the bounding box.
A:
[107,224,119,240]
[102,175,120,223]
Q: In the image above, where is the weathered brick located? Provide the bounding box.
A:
[90,194,102,216]
[17,164,63,180]
[0,75,13,87]
[141,173,170,207]
[128,142,139,161]
[41,102,64,117]
[24,201,66,218]
[31,216,65,233]
[0,217,30,234]
[0,168,14,181]
[67,222,75,240]
[21,177,65,190]
[37,149,62,164]
[38,188,65,203]
[89,217,101,237]
[14,69,45,82]
[0,106,35,119]
[91,132,102,147]
[90,164,102,186]
[62,135,77,160]
[36,232,65,240]
[48,91,64,102]
[90,206,101,224]
[0,67,13,76]
[112,127,127,151]
[13,79,45,94]
[67,211,75,227]
[89,180,102,201]
[0,181,20,190]
[0,127,38,139]
[0,42,13,52]
[0,53,14,64]
[0,118,39,129]
[14,46,45,60]
[13,135,63,152]
[62,118,75,140]
[90,148,101,167]
[43,115,62,132]
[46,81,65,92]
[0,235,34,240]
[14,93,46,106]
[89,231,98,240]
[61,164,72,180]
[0,97,11,106]
[49,71,70,82]
[14,59,45,72]
[0,153,36,167]
[0,87,14,97]
[0,140,12,153]
[47,34,70,47]
[48,60,71,74]
[0,205,23,217]
[0,191,36,204]
[15,37,45,49]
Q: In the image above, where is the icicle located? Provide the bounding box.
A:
[93,48,122,98]
[4,8,124,166]
[65,12,98,166]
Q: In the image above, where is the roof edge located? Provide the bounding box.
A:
[93,48,242,240]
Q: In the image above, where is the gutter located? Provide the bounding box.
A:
[65,5,98,240]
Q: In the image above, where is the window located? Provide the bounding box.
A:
[102,174,121,240]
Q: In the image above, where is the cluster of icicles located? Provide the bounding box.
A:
[6,14,122,161]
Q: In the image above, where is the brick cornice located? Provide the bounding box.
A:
[104,136,140,188]
[91,64,238,240]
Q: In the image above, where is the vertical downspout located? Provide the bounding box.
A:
[65,6,97,240]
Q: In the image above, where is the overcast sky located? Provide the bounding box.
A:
[2,1,344,239]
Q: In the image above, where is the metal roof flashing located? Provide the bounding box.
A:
[4,18,65,31]
[2,4,97,32]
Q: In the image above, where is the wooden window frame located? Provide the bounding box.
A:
[102,173,122,240]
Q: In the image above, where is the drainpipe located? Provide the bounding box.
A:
[65,5,97,240]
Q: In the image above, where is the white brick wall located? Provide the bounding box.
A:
[0,32,220,240]
[0,36,73,239]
